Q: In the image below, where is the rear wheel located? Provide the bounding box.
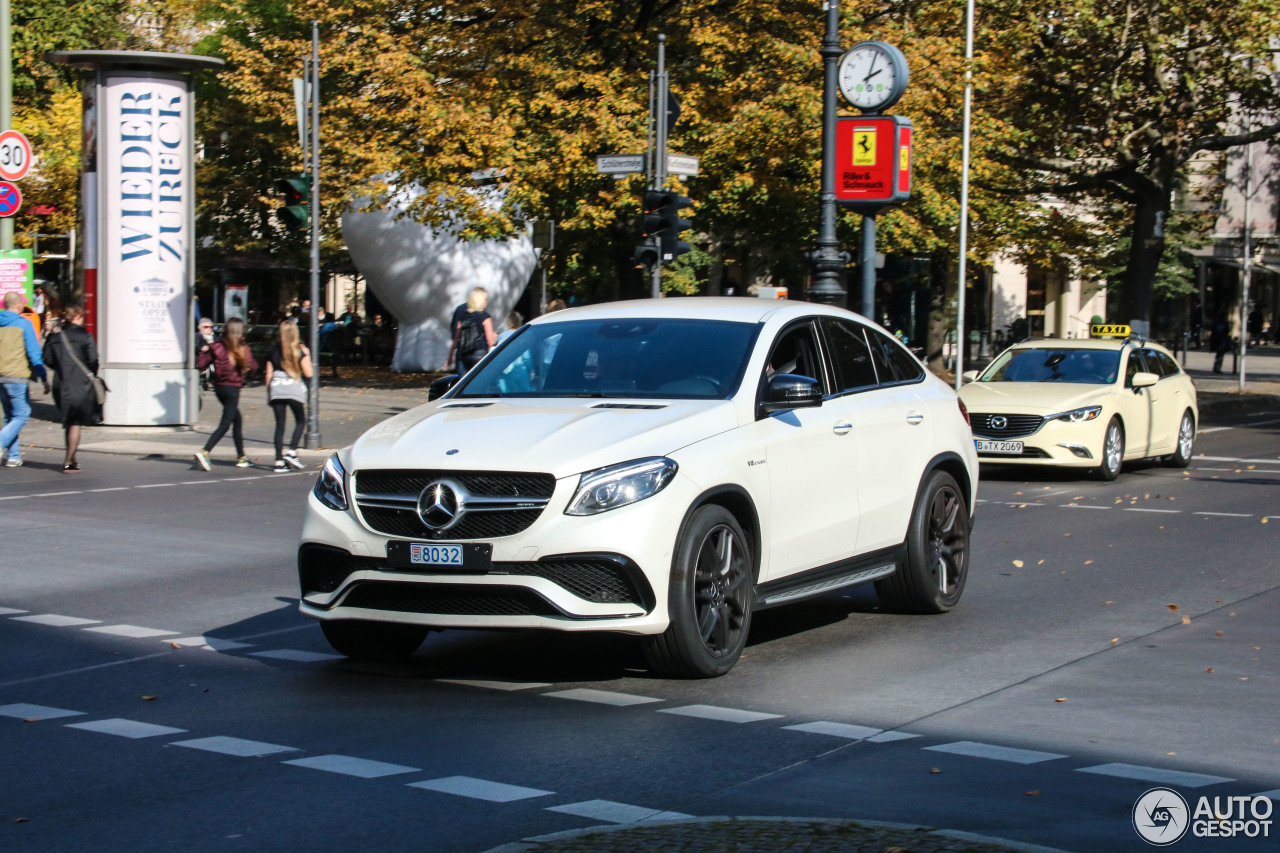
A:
[875,470,970,614]
[1164,410,1195,468]
[320,620,430,661]
[644,505,754,678]
[1094,417,1124,481]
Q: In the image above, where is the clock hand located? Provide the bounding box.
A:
[863,54,879,83]
[864,68,883,81]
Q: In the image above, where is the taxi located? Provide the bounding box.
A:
[958,325,1198,480]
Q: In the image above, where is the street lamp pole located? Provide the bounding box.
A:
[305,21,323,448]
[808,0,846,306]
[955,0,975,388]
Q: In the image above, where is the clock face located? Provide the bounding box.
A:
[838,42,907,112]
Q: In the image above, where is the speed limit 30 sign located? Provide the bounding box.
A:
[0,130,33,182]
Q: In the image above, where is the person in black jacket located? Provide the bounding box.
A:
[42,305,100,473]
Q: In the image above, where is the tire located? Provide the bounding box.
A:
[875,470,970,614]
[643,505,754,678]
[1164,410,1195,468]
[320,619,430,661]
[1094,416,1124,481]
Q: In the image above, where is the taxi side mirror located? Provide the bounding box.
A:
[961,370,979,384]
[1131,371,1159,390]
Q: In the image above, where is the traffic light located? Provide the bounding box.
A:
[276,174,309,231]
[634,242,660,269]
[637,189,693,266]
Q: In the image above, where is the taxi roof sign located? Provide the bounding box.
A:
[1090,324,1131,339]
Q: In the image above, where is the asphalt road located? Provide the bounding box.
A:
[1,397,1277,853]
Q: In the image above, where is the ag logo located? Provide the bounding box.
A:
[1134,787,1189,845]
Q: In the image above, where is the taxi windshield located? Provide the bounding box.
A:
[981,348,1120,384]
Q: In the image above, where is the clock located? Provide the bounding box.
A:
[838,41,909,113]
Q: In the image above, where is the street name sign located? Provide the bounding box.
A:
[597,154,646,175]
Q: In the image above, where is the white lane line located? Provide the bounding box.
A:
[439,678,552,691]
[1194,512,1254,518]
[169,636,255,651]
[0,703,85,720]
[11,614,102,627]
[867,730,921,743]
[546,800,692,824]
[408,776,554,802]
[1197,428,1232,434]
[783,721,882,740]
[283,754,420,778]
[170,736,299,757]
[658,704,784,724]
[84,625,178,638]
[0,606,28,615]
[543,688,662,707]
[1124,508,1182,514]
[1196,455,1280,463]
[32,491,84,497]
[924,741,1066,765]
[1005,502,1047,508]
[136,483,176,489]
[1060,505,1110,510]
[249,649,343,663]
[66,718,187,739]
[1078,763,1233,788]
[87,487,129,492]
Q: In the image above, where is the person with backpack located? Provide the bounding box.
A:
[194,317,258,470]
[444,287,497,374]
[264,319,312,473]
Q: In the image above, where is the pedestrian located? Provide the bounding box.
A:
[42,304,101,473]
[32,284,46,326]
[0,291,51,468]
[1248,308,1263,346]
[444,287,496,374]
[264,319,312,473]
[194,316,259,470]
[19,301,41,340]
[1210,315,1232,374]
[496,311,523,345]
[197,317,216,390]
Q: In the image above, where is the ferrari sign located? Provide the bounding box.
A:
[834,115,912,212]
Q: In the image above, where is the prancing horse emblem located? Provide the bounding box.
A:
[418,480,465,530]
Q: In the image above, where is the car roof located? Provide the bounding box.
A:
[527,297,868,327]
[1006,337,1175,355]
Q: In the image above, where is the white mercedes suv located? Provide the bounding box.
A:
[299,298,978,677]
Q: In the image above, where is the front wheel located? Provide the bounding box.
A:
[875,470,970,614]
[644,505,754,678]
[1164,410,1195,468]
[320,619,430,661]
[1094,417,1124,481]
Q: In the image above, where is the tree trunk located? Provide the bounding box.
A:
[1120,191,1169,327]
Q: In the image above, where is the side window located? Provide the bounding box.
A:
[822,318,878,393]
[765,322,824,387]
[1124,349,1148,387]
[867,327,926,384]
[1148,349,1180,378]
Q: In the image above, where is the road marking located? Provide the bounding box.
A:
[547,800,691,824]
[0,652,172,688]
[658,704,784,724]
[783,721,882,740]
[170,736,299,757]
[1077,762,1233,787]
[249,649,343,663]
[543,688,662,706]
[11,614,101,627]
[408,776,554,802]
[1194,512,1254,518]
[136,483,176,488]
[283,754,420,778]
[1124,508,1182,514]
[1196,455,1280,463]
[867,730,921,743]
[1061,504,1110,510]
[0,606,28,615]
[84,624,178,638]
[439,678,552,691]
[66,718,187,739]
[925,741,1067,765]
[169,636,255,651]
[0,703,85,720]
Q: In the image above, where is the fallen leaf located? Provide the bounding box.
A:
[1055,698,1066,703]
[23,718,42,723]
[1167,752,1176,756]
[1145,493,1150,500]
[1111,638,1119,644]
[1240,677,1249,681]
[1025,789,1040,796]
[1085,560,1094,565]
[1263,518,1269,524]
[1216,631,1224,638]
[170,641,182,649]
[1105,601,1114,606]
[1181,615,1191,625]
[140,695,157,701]
[1015,491,1023,495]
[1012,560,1024,568]
[929,767,942,774]
[1167,604,1180,612]
[1037,559,1045,565]
[1206,667,1214,672]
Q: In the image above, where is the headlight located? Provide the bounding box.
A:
[1049,405,1102,424]
[313,454,349,511]
[566,457,678,516]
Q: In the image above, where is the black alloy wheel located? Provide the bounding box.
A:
[875,470,970,614]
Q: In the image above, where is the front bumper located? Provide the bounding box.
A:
[973,416,1108,468]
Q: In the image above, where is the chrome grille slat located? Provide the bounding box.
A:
[354,469,556,540]
[971,413,1045,439]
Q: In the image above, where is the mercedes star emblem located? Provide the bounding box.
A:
[417,480,466,530]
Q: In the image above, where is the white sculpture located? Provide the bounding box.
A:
[342,184,538,372]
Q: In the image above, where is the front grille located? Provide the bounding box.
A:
[495,559,645,606]
[354,469,556,540]
[971,413,1045,439]
[341,581,563,617]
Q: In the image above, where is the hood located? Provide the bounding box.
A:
[958,381,1111,414]
[349,397,739,479]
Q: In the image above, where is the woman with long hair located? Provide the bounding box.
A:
[445,287,497,374]
[265,320,312,472]
[42,304,99,473]
[194,317,258,470]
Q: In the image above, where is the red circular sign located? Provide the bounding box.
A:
[0,130,33,182]
[0,181,22,218]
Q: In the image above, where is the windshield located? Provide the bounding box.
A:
[454,317,760,399]
[981,348,1120,384]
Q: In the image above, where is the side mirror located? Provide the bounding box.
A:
[1131,371,1159,390]
[428,373,461,401]
[760,373,823,416]
[961,370,979,384]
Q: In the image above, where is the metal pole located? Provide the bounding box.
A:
[955,0,975,388]
[1,0,12,250]
[1240,124,1252,391]
[808,0,846,306]
[651,36,667,299]
[305,22,323,448]
[861,216,875,318]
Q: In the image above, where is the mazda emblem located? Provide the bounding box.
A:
[990,416,1008,430]
[417,480,466,530]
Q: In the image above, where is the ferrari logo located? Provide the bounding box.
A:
[853,129,877,165]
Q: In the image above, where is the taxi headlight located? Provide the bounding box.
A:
[566,457,678,516]
[1049,405,1102,424]
[313,454,349,511]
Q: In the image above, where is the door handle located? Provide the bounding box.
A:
[833,421,853,435]
[906,412,924,425]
